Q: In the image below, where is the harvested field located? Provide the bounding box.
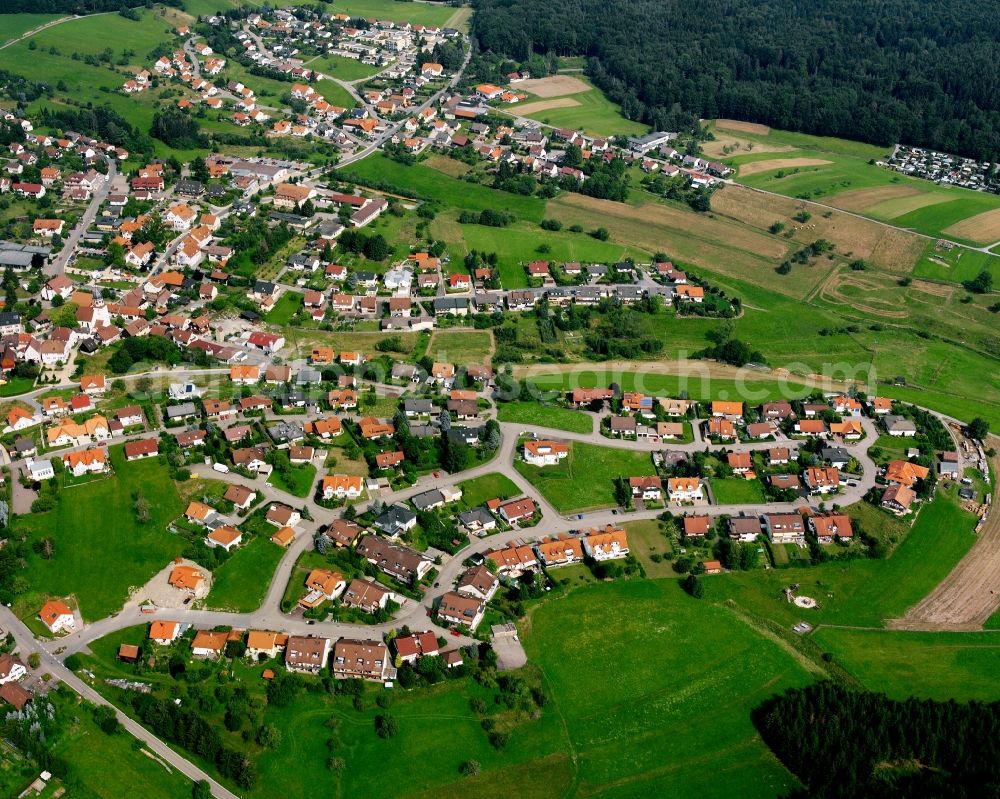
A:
[864,192,952,219]
[827,185,922,212]
[711,184,926,273]
[551,194,786,258]
[424,154,471,177]
[943,207,1000,244]
[888,444,1000,631]
[738,157,832,177]
[715,119,771,135]
[547,193,791,290]
[513,97,580,116]
[518,75,590,97]
[701,132,794,158]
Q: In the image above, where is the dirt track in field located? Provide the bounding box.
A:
[738,157,832,176]
[518,75,590,97]
[888,441,1000,631]
[715,119,771,135]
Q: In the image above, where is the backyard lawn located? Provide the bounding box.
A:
[514,441,654,512]
[268,463,317,498]
[711,478,766,505]
[457,472,521,508]
[206,535,287,613]
[264,291,303,325]
[497,401,594,434]
[13,445,185,621]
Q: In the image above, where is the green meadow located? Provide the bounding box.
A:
[206,535,287,612]
[496,400,595,434]
[13,445,185,622]
[514,440,654,512]
[810,628,1000,702]
[310,53,383,82]
[514,76,649,138]
[457,472,521,507]
[703,487,978,629]
[340,154,546,222]
[0,13,68,41]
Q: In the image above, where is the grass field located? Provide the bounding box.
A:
[704,487,978,629]
[326,0,457,25]
[622,519,675,577]
[515,441,654,512]
[340,154,546,222]
[523,580,811,798]
[711,478,766,505]
[0,13,67,42]
[265,291,303,325]
[432,214,642,288]
[426,329,493,365]
[811,628,1000,702]
[268,463,317,498]
[496,401,594,434]
[13,445,185,621]
[312,77,360,111]
[511,76,648,138]
[49,689,192,799]
[205,535,286,612]
[911,240,1000,284]
[457,472,521,508]
[310,53,383,82]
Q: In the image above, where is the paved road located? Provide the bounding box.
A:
[0,607,239,799]
[48,159,117,278]
[43,401,879,658]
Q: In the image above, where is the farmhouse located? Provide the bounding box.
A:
[356,535,432,584]
[498,497,536,524]
[486,544,537,575]
[38,600,75,634]
[394,631,439,664]
[668,477,703,502]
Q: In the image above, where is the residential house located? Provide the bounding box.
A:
[523,439,569,466]
[536,536,584,567]
[285,635,331,674]
[331,638,390,681]
[582,526,630,560]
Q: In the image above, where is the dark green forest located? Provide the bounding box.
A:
[472,0,1000,160]
[753,682,1000,798]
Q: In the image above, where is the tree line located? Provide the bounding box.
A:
[0,0,149,11]
[753,682,1000,798]
[472,0,1000,161]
